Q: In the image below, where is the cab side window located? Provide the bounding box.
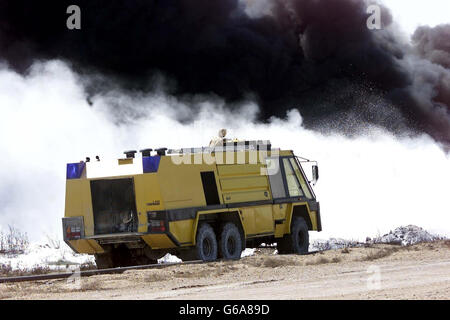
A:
[266,157,287,199]
[282,158,303,197]
[289,158,313,199]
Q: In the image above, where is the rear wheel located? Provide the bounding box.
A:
[195,223,218,262]
[277,217,309,255]
[219,223,243,260]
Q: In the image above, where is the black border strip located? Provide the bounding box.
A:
[148,199,320,222]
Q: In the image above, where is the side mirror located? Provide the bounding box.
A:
[312,165,319,185]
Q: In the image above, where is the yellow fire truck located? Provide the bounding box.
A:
[63,137,321,268]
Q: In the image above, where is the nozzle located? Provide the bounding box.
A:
[140,148,153,157]
[155,148,167,156]
[124,150,137,158]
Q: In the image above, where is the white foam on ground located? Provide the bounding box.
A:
[158,253,182,264]
[0,242,94,271]
[310,224,446,251]
[371,225,442,246]
[241,248,256,258]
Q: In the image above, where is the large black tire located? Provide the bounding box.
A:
[219,222,243,260]
[195,223,218,262]
[277,217,309,255]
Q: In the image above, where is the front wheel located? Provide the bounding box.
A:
[277,217,309,254]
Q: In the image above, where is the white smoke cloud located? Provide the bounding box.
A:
[0,61,449,241]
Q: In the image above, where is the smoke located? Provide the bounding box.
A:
[0,61,449,241]
[0,1,449,241]
[0,0,449,144]
[413,24,450,69]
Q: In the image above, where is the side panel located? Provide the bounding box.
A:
[222,190,270,203]
[217,164,262,176]
[169,219,195,246]
[134,174,164,233]
[253,206,275,235]
[67,239,104,254]
[237,205,274,237]
[217,164,271,204]
[272,203,287,220]
[240,208,256,236]
[220,176,268,191]
[141,234,176,249]
[64,179,95,237]
[309,211,318,230]
[157,156,219,209]
[272,203,288,238]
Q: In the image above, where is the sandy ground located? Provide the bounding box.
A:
[1,241,449,300]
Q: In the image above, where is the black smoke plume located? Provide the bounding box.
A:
[0,0,449,144]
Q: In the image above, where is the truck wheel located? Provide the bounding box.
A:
[195,223,218,262]
[219,222,242,260]
[277,217,309,255]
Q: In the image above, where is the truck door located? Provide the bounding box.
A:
[90,178,138,235]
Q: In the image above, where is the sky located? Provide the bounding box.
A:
[382,0,450,36]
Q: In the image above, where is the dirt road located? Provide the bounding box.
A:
[1,241,449,300]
